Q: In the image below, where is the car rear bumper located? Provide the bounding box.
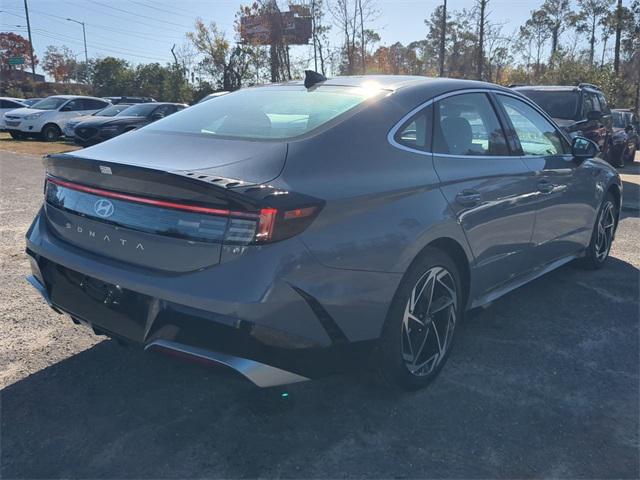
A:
[26,208,400,384]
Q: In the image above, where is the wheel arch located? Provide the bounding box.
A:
[408,237,472,311]
[607,182,622,232]
[42,122,62,134]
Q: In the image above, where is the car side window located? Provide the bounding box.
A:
[84,99,108,110]
[498,95,570,156]
[582,93,599,117]
[63,100,81,111]
[596,93,610,114]
[153,105,172,117]
[433,93,509,156]
[1,100,21,108]
[395,104,432,151]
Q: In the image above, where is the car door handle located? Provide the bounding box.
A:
[456,190,482,206]
[537,180,554,194]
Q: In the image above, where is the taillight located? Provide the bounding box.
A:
[224,205,321,245]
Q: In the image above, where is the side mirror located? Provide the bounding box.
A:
[572,136,599,159]
[586,110,602,121]
[60,105,72,112]
[151,113,164,120]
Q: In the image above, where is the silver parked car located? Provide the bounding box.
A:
[26,75,621,390]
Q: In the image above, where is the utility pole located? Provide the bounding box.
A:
[477,0,487,81]
[359,0,365,74]
[23,0,36,80]
[438,0,447,77]
[67,18,88,80]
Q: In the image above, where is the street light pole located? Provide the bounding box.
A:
[23,0,37,80]
[67,18,88,81]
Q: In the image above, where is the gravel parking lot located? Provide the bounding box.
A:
[1,149,638,478]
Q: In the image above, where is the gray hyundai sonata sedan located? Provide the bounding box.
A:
[26,74,621,390]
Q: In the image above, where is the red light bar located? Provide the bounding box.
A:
[256,208,278,242]
[46,176,259,219]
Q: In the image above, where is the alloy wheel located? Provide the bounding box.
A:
[595,201,615,262]
[401,266,457,377]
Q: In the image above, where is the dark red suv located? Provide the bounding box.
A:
[513,84,625,167]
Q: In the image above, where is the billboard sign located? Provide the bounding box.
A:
[240,6,312,45]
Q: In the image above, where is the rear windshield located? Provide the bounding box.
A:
[118,104,158,117]
[96,104,130,117]
[146,86,381,140]
[518,90,578,120]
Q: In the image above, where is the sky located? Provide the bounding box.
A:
[0,0,631,78]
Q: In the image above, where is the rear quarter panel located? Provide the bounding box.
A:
[281,97,473,275]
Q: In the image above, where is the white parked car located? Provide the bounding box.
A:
[3,95,110,141]
[0,97,27,130]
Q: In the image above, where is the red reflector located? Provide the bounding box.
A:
[283,206,316,220]
[46,176,258,219]
[256,208,278,242]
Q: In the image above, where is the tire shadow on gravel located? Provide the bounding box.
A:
[1,258,638,479]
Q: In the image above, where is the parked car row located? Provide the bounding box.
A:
[512,83,638,167]
[68,102,186,146]
[1,94,185,144]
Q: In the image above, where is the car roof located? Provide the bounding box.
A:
[514,85,578,92]
[45,95,108,101]
[269,75,435,91]
[0,96,25,102]
[259,75,517,112]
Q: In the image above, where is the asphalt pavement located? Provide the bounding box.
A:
[1,151,638,478]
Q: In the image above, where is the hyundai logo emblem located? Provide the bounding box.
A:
[94,198,115,218]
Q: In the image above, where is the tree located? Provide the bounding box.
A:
[188,19,253,90]
[42,45,76,83]
[330,0,378,75]
[521,9,551,79]
[90,57,133,96]
[476,0,489,80]
[572,0,614,65]
[613,0,622,74]
[540,0,571,65]
[0,33,37,72]
[311,0,332,75]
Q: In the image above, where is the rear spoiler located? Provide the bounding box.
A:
[44,153,322,215]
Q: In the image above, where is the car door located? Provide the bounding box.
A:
[432,91,539,295]
[495,93,599,264]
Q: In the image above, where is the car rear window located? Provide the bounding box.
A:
[146,86,382,140]
[118,104,158,117]
[517,90,579,120]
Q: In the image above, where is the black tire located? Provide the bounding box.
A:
[41,124,61,142]
[9,131,25,140]
[578,192,618,270]
[617,148,625,168]
[379,248,463,390]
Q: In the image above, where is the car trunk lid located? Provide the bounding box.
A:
[43,134,288,272]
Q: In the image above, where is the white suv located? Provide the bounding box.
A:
[3,95,110,141]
